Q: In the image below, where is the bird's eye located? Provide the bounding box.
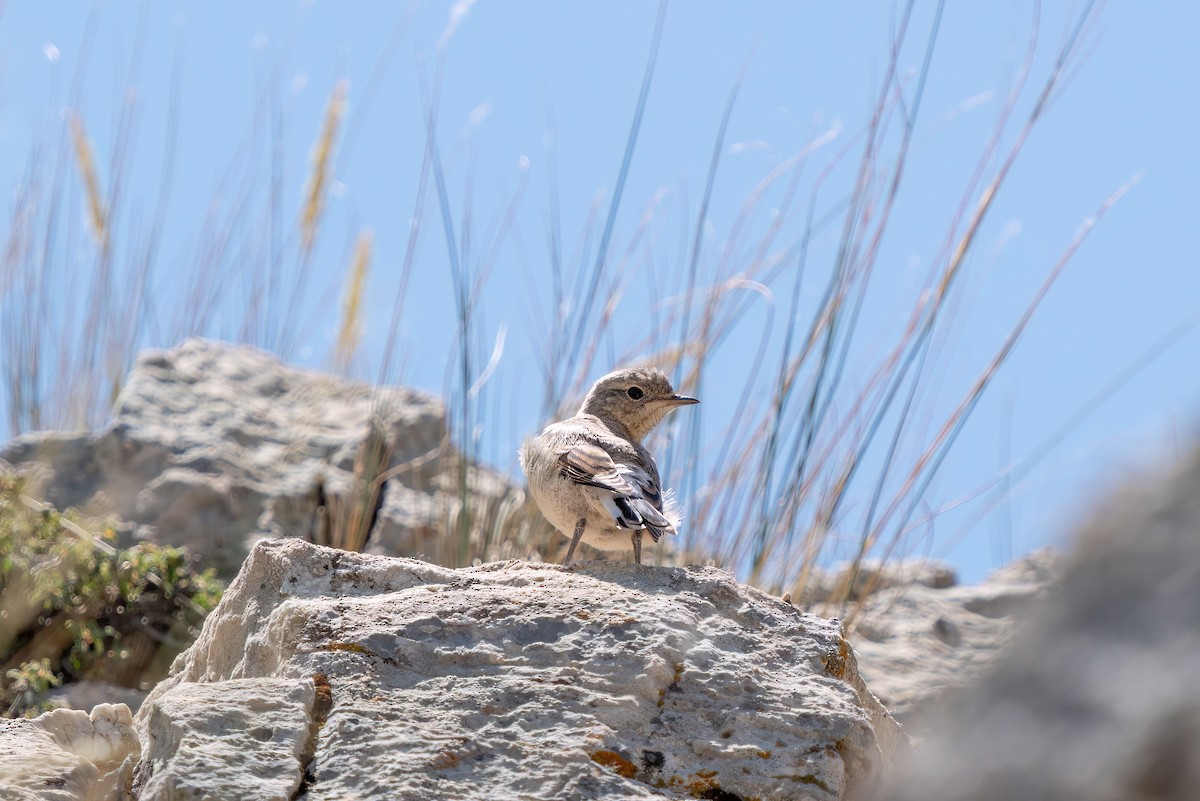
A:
[626,386,644,401]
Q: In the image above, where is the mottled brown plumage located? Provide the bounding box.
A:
[519,367,698,564]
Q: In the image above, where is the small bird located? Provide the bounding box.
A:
[519,367,698,565]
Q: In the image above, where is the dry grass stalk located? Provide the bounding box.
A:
[69,113,107,248]
[301,80,348,252]
[327,414,394,553]
[505,2,1119,612]
[335,229,373,375]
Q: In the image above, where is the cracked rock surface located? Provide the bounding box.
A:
[134,678,316,800]
[134,538,908,800]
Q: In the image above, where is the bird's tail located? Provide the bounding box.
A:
[615,496,677,542]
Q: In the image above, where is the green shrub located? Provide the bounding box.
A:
[0,474,223,717]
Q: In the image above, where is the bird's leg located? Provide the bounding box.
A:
[563,518,586,565]
[631,529,643,565]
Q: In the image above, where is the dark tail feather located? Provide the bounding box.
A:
[619,497,675,542]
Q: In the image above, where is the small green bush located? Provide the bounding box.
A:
[0,474,223,717]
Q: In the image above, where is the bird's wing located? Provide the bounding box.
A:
[556,442,675,540]
[556,441,632,494]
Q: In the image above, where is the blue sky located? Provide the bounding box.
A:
[1,2,1198,583]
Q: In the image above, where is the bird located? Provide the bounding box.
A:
[519,367,698,565]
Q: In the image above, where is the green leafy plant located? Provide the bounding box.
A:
[4,658,62,718]
[0,475,223,718]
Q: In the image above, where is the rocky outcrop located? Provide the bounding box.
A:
[0,704,139,801]
[883,449,1200,801]
[2,339,512,575]
[25,338,1200,799]
[133,538,908,800]
[834,552,1058,734]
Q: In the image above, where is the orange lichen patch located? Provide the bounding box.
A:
[311,673,333,723]
[770,773,833,794]
[800,774,832,792]
[591,749,638,779]
[685,771,721,798]
[430,750,460,770]
[756,750,772,759]
[575,609,591,620]
[822,638,853,680]
[322,641,373,655]
[658,662,687,709]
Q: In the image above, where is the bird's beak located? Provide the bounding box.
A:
[667,394,699,406]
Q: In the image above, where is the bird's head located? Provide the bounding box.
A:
[579,367,698,442]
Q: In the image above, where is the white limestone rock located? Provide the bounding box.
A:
[831,559,960,601]
[33,704,140,768]
[135,678,317,801]
[844,550,1058,733]
[1,339,510,575]
[0,719,99,801]
[136,538,908,800]
[883,449,1200,800]
[0,703,139,801]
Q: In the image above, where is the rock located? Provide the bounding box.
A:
[38,681,149,715]
[134,678,317,800]
[0,719,100,801]
[883,448,1200,800]
[0,703,139,801]
[841,550,1058,734]
[2,339,512,576]
[788,558,960,611]
[135,538,908,800]
[836,559,960,601]
[32,704,141,768]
